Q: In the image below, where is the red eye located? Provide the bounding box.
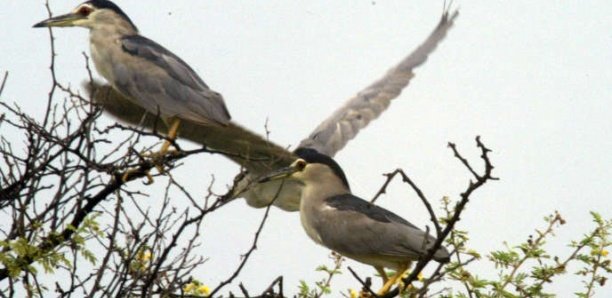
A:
[78,6,93,16]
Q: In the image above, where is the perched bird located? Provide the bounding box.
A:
[259,150,451,295]
[33,0,230,166]
[86,8,458,210]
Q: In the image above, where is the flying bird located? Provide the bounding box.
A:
[85,8,458,210]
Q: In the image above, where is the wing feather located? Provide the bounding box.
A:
[117,35,231,125]
[298,10,458,156]
[86,81,294,173]
[317,194,438,260]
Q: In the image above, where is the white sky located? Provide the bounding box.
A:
[1,0,611,296]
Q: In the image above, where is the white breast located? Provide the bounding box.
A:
[90,45,111,80]
[89,29,122,84]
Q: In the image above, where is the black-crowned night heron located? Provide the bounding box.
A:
[260,149,450,295]
[85,9,458,210]
[33,0,230,175]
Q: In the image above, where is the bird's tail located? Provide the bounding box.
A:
[84,81,295,173]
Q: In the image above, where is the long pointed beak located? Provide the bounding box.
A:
[33,12,83,28]
[258,165,300,183]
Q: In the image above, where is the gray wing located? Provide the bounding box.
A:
[298,10,458,156]
[325,194,419,229]
[318,194,448,261]
[87,81,295,173]
[117,35,231,125]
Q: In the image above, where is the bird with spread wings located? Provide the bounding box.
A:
[87,9,458,211]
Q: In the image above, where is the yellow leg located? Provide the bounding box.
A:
[149,117,181,174]
[377,264,409,296]
[122,118,181,184]
[121,168,154,185]
[375,266,389,284]
[160,117,181,155]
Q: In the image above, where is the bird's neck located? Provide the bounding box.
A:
[90,23,137,41]
[298,168,350,245]
[88,24,137,83]
[299,167,351,211]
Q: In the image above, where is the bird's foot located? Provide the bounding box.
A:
[142,148,180,174]
[377,265,410,296]
[356,290,374,298]
[120,147,180,185]
[377,283,393,296]
[121,167,154,185]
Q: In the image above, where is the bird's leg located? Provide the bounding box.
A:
[159,117,181,155]
[143,117,181,174]
[121,147,156,184]
[123,118,181,184]
[121,167,154,185]
[375,266,389,284]
[377,263,409,296]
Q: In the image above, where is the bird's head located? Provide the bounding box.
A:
[33,0,137,32]
[259,148,350,190]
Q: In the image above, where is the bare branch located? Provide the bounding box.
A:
[0,71,8,96]
[382,136,497,298]
[373,169,443,237]
[347,266,379,298]
[208,182,281,297]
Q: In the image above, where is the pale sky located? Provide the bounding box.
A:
[1,1,611,296]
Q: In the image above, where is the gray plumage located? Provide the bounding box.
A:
[325,194,417,228]
[298,10,458,157]
[320,194,449,267]
[259,154,450,274]
[83,7,458,211]
[241,9,458,211]
[34,0,230,128]
[115,35,230,125]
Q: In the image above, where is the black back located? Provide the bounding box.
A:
[294,148,350,190]
[325,194,419,229]
[86,0,138,31]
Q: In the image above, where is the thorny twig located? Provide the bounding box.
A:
[347,267,379,298]
[0,72,8,96]
[207,181,284,297]
[314,252,345,298]
[256,276,285,298]
[1,4,273,295]
[381,136,497,298]
[498,212,564,291]
[371,169,442,237]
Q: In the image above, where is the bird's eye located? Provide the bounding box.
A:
[77,6,93,16]
[295,160,307,171]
